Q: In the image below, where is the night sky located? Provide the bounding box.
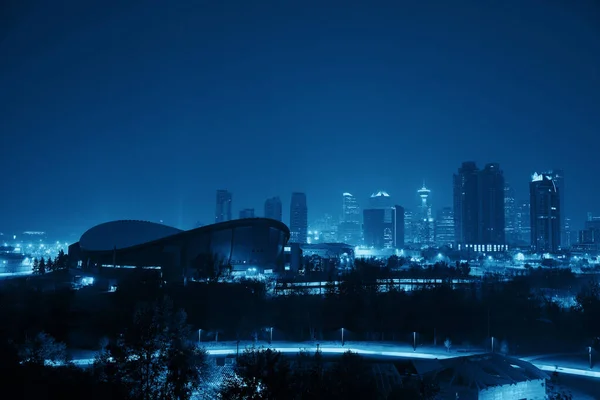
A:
[1,0,599,239]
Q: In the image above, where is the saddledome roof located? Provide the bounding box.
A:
[79,220,184,251]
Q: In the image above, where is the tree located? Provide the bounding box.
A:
[547,371,573,400]
[94,297,212,400]
[31,258,39,274]
[18,331,68,366]
[444,338,452,352]
[220,347,292,399]
[389,376,440,400]
[46,257,54,272]
[327,351,380,399]
[38,257,46,274]
[55,249,68,270]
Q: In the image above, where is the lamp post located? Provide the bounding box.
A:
[269,327,273,344]
[491,336,495,353]
[413,332,417,351]
[198,329,202,344]
[341,328,345,346]
[589,346,593,370]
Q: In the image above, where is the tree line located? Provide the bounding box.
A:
[31,249,69,274]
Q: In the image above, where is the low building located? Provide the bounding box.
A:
[68,219,290,281]
[412,353,548,399]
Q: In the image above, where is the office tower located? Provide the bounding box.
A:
[289,192,308,244]
[516,201,531,245]
[504,184,518,244]
[415,185,435,245]
[404,209,415,244]
[215,190,232,223]
[239,209,255,219]
[453,162,480,245]
[394,205,405,249]
[542,170,570,248]
[264,197,282,221]
[363,207,396,249]
[530,173,561,253]
[435,207,455,247]
[479,163,505,244]
[368,191,393,209]
[338,193,362,245]
[453,162,506,250]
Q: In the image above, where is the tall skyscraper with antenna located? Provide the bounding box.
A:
[415,184,435,245]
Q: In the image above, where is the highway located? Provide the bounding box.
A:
[65,340,600,379]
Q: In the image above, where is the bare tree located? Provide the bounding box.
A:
[444,338,452,353]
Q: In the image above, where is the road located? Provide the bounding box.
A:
[65,340,600,379]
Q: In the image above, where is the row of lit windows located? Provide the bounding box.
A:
[457,243,509,252]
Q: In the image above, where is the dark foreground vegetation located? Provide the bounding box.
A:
[0,258,597,398]
[1,260,599,352]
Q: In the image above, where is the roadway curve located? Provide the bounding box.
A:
[65,341,600,379]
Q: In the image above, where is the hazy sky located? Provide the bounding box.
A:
[1,0,599,239]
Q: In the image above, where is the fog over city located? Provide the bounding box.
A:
[1,1,600,399]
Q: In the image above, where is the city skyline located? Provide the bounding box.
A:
[1,1,599,238]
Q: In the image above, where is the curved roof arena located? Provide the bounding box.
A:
[79,218,290,252]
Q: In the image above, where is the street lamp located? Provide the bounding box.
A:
[413,332,417,351]
[269,327,273,344]
[341,328,345,346]
[589,346,593,370]
[198,329,202,343]
[491,336,495,353]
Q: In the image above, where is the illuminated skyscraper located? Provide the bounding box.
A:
[516,200,531,245]
[338,193,361,245]
[504,183,518,244]
[264,197,282,221]
[453,162,506,251]
[362,191,403,249]
[435,207,455,247]
[404,209,416,244]
[479,163,505,244]
[543,169,570,248]
[415,185,435,245]
[368,191,393,209]
[453,162,480,245]
[530,173,561,253]
[215,190,232,223]
[289,192,308,244]
[363,207,398,249]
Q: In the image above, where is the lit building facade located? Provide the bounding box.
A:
[289,192,308,244]
[338,193,362,245]
[215,190,232,223]
[435,207,455,247]
[68,219,290,279]
[504,183,518,245]
[362,191,402,249]
[404,209,416,245]
[394,205,405,249]
[530,173,561,253]
[516,200,531,245]
[453,162,480,246]
[453,162,507,253]
[543,169,570,249]
[415,185,435,245]
[308,214,338,244]
[264,196,282,221]
[363,207,399,249]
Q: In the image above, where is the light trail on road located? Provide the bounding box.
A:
[61,342,600,380]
